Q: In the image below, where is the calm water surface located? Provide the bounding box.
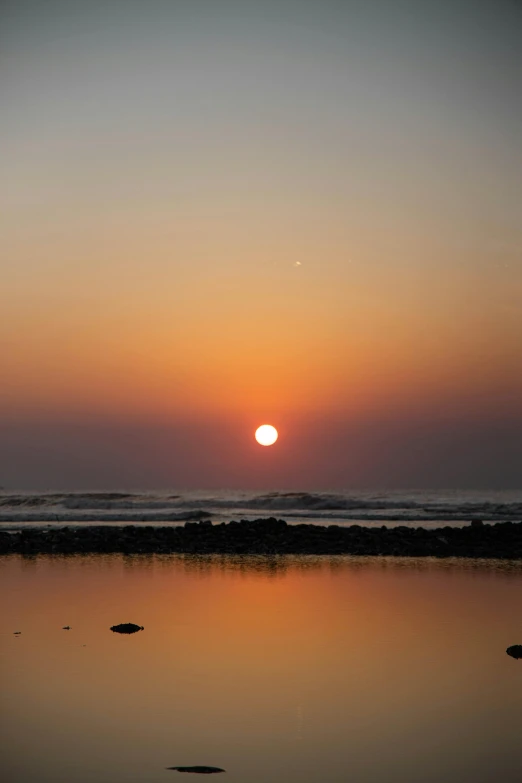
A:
[2,554,522,783]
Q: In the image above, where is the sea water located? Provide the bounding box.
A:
[1,488,521,529]
[2,553,522,783]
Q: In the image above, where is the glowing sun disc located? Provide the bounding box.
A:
[255,424,278,446]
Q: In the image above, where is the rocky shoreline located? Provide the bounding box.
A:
[1,518,522,558]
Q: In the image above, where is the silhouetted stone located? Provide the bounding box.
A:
[167,767,225,774]
[1,518,522,558]
[506,645,522,659]
[110,623,144,634]
[0,531,14,552]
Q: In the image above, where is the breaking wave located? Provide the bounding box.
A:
[0,490,521,529]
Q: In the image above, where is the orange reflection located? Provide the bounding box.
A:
[2,555,522,783]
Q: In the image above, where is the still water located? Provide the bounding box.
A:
[2,554,522,783]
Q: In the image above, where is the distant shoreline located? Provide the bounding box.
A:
[1,518,521,559]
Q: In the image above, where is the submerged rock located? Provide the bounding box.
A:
[167,767,225,774]
[506,645,522,659]
[110,623,144,634]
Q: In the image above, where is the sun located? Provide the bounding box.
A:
[255,424,278,446]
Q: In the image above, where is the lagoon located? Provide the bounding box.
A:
[2,554,522,783]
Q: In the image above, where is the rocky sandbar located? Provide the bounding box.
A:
[1,518,522,558]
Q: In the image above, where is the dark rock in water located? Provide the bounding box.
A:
[167,767,225,774]
[4,517,522,559]
[110,623,144,634]
[506,645,522,659]
[0,531,14,552]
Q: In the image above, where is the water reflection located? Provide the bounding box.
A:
[11,551,522,576]
[1,553,522,783]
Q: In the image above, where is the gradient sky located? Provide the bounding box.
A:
[1,0,521,489]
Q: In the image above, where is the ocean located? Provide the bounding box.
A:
[1,488,521,529]
[2,553,522,783]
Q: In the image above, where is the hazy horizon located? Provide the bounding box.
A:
[2,0,521,490]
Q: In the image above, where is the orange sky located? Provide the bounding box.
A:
[1,0,521,487]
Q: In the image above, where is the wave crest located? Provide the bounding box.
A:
[0,490,521,527]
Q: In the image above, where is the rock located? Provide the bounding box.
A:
[62,626,71,630]
[0,531,14,552]
[167,767,225,774]
[13,631,21,635]
[506,645,522,659]
[110,623,144,634]
[5,518,522,558]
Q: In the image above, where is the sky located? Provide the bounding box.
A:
[1,0,521,490]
